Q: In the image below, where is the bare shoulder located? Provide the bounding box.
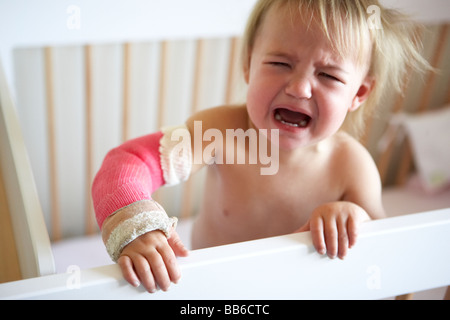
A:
[186,104,248,132]
[331,131,386,219]
[185,105,249,172]
[331,131,375,166]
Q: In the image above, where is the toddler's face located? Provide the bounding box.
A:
[244,5,373,150]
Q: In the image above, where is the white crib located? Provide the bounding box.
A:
[1,0,450,300]
[1,209,450,300]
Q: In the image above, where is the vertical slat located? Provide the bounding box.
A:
[152,41,169,205]
[122,43,131,142]
[84,45,95,235]
[180,39,204,219]
[395,24,449,185]
[190,39,204,115]
[44,47,61,241]
[225,37,240,105]
[157,41,168,129]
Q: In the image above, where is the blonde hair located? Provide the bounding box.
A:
[242,0,431,137]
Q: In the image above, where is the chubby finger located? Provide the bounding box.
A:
[133,254,158,293]
[347,215,359,249]
[310,217,326,256]
[118,255,141,288]
[168,231,189,257]
[336,217,349,260]
[323,218,338,259]
[158,244,182,284]
[144,249,172,292]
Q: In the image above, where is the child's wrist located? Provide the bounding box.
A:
[101,200,177,262]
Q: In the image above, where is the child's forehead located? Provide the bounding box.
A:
[259,2,373,67]
[260,4,326,41]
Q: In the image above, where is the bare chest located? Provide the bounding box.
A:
[194,160,344,247]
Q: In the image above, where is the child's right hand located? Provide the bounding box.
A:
[117,229,189,293]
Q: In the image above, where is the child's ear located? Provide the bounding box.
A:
[349,77,375,112]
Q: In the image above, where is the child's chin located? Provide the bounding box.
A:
[276,137,312,151]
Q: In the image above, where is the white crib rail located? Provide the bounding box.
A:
[1,209,449,300]
[0,61,55,280]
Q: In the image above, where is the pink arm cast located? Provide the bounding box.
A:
[92,131,165,229]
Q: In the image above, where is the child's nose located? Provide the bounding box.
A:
[285,76,312,100]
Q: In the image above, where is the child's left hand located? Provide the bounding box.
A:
[296,202,371,260]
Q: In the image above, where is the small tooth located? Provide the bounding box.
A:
[281,120,298,127]
[275,113,282,121]
[299,120,308,127]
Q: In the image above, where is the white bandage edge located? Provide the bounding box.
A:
[105,210,178,262]
[160,124,192,186]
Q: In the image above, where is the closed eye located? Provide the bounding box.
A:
[319,72,343,83]
[267,61,291,68]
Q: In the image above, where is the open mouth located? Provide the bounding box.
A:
[274,108,311,128]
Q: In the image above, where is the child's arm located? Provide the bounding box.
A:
[93,105,245,291]
[92,125,192,292]
[297,137,386,259]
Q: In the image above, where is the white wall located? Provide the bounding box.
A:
[1,0,449,90]
[381,0,450,23]
[0,0,257,89]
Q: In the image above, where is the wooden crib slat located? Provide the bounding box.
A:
[180,39,204,219]
[191,39,204,115]
[0,167,22,283]
[157,41,168,129]
[0,60,55,278]
[122,43,132,143]
[44,47,62,241]
[84,45,96,236]
[150,41,169,206]
[225,37,240,105]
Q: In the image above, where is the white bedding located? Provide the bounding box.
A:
[383,175,450,217]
